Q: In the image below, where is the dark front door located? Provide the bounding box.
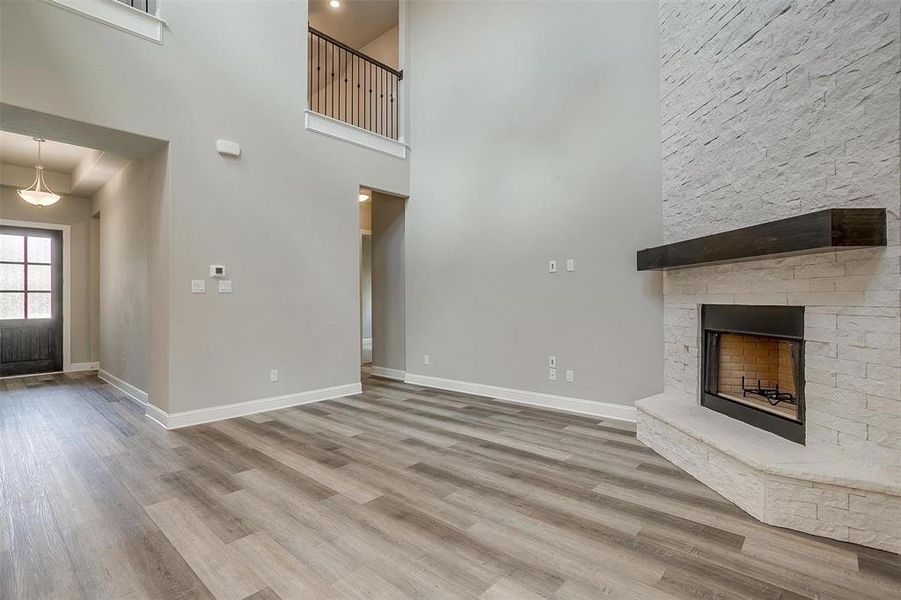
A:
[0,226,63,376]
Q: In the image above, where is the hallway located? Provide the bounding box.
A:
[1,372,899,599]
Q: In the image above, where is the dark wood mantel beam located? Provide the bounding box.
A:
[637,208,887,271]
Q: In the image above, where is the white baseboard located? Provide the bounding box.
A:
[144,402,170,429]
[404,373,638,423]
[98,369,149,405]
[145,382,363,430]
[68,361,100,372]
[371,366,406,381]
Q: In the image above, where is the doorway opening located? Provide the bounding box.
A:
[359,186,405,381]
[0,108,167,404]
[0,130,111,377]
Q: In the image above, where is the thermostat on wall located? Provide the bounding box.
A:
[210,264,227,278]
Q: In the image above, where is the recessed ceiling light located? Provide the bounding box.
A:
[329,0,340,8]
[359,193,370,202]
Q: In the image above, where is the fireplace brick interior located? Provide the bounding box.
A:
[715,333,800,422]
[717,334,795,398]
[701,305,805,442]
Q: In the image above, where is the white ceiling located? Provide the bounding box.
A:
[0,130,96,174]
[309,0,398,50]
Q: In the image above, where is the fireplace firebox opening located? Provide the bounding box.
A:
[701,305,805,444]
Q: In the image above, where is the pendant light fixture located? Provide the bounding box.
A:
[18,138,61,207]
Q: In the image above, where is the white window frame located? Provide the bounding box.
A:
[45,0,166,44]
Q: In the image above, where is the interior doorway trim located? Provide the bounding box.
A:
[1,219,72,373]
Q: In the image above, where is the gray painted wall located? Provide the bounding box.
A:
[2,1,663,413]
[361,25,400,70]
[371,192,405,372]
[91,156,156,393]
[0,1,409,412]
[404,0,663,407]
[0,187,98,365]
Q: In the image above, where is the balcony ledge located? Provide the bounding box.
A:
[304,110,407,160]
[45,0,166,44]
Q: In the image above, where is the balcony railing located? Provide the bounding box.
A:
[308,27,403,141]
[117,0,157,14]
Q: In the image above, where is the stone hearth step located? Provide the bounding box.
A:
[636,393,901,553]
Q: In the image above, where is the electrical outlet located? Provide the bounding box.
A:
[218,279,232,294]
[191,280,205,294]
[549,368,557,381]
[548,355,556,368]
[548,259,557,273]
[565,369,574,383]
[423,354,430,365]
[566,258,575,272]
[270,369,279,382]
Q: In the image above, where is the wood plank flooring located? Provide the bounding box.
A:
[1,371,899,599]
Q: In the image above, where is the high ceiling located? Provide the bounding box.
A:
[0,130,96,173]
[308,0,398,50]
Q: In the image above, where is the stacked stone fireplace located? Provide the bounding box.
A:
[636,1,901,552]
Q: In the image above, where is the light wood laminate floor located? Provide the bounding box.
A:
[1,372,899,599]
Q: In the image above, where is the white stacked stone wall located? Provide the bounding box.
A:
[659,0,901,477]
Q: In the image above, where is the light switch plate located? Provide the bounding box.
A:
[565,369,574,383]
[423,354,430,365]
[191,280,206,294]
[218,279,232,293]
[566,258,575,272]
[548,355,557,368]
[210,264,227,278]
[548,259,557,273]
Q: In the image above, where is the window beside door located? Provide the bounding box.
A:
[0,233,54,320]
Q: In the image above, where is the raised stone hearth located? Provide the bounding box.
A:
[637,393,901,553]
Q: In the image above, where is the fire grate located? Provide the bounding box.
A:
[740,376,797,406]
